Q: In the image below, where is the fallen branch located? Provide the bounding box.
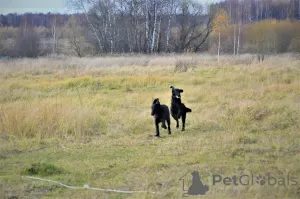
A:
[23,176,160,194]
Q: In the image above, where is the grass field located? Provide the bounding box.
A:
[0,54,299,199]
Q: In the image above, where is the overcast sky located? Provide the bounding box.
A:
[0,0,221,14]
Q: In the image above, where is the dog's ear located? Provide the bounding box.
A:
[153,98,160,104]
[170,86,174,89]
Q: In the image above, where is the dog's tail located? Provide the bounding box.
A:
[185,107,192,113]
[181,103,192,113]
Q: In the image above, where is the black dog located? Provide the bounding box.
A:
[170,86,192,131]
[151,98,171,137]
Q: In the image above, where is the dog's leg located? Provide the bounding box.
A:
[177,112,181,119]
[177,104,182,119]
[167,119,171,134]
[175,118,179,129]
[171,110,179,129]
[161,118,167,129]
[181,113,186,131]
[155,118,160,137]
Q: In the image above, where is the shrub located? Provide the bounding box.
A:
[23,162,64,176]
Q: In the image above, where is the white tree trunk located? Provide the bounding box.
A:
[112,14,116,54]
[145,1,149,53]
[127,27,132,52]
[260,1,263,20]
[156,17,162,52]
[233,24,236,55]
[151,2,157,53]
[52,17,57,55]
[166,0,174,52]
[24,19,27,36]
[229,2,232,22]
[237,23,241,56]
[218,29,220,62]
[108,10,113,54]
[256,0,259,21]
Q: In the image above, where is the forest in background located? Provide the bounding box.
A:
[0,0,300,57]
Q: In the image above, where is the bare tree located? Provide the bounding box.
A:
[51,15,57,54]
[150,0,158,53]
[144,0,150,53]
[233,24,236,55]
[237,22,241,55]
[213,8,229,62]
[174,0,212,52]
[66,0,212,54]
[66,15,85,57]
[166,0,175,52]
[67,0,103,52]
[156,16,162,52]
[236,2,242,55]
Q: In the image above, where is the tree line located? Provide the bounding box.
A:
[0,13,72,28]
[0,0,299,58]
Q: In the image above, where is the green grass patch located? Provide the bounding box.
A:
[23,162,64,176]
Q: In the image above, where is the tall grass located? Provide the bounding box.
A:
[0,54,299,198]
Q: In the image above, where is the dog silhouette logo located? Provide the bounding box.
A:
[179,170,209,196]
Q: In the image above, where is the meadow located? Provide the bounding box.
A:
[0,54,299,199]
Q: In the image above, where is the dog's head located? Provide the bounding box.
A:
[151,98,161,116]
[170,86,183,101]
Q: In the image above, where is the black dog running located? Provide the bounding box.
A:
[170,86,192,131]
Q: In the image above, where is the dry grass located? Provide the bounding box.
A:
[0,54,299,199]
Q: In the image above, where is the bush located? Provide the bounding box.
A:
[23,162,64,176]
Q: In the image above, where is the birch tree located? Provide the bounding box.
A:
[150,0,158,53]
[67,0,103,52]
[165,0,175,52]
[237,3,242,56]
[156,16,162,52]
[237,22,241,55]
[144,0,150,53]
[212,8,229,62]
[66,15,85,57]
[51,15,57,54]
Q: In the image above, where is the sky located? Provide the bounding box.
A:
[0,0,70,14]
[0,0,221,15]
